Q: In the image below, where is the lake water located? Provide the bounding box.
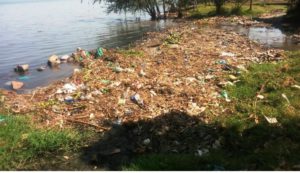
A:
[1,0,299,91]
[0,0,173,91]
[218,24,300,51]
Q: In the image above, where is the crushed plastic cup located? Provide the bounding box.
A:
[221,90,231,102]
[124,109,133,116]
[229,75,237,80]
[112,66,123,73]
[217,59,227,64]
[256,94,264,99]
[282,93,290,104]
[0,115,5,122]
[264,116,278,124]
[131,93,144,106]
[118,97,126,105]
[89,113,95,120]
[220,51,235,57]
[61,83,77,94]
[60,55,70,62]
[113,119,122,125]
[64,96,74,104]
[143,138,151,145]
[139,69,146,77]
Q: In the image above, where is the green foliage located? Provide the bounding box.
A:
[123,51,300,170]
[123,154,213,170]
[189,4,287,18]
[226,52,300,126]
[0,115,85,170]
[230,6,243,15]
[27,130,81,154]
[100,88,111,94]
[37,99,59,109]
[118,49,144,57]
[287,0,300,20]
[164,32,181,45]
[94,0,162,20]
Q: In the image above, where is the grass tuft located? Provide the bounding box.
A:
[0,115,87,170]
[189,3,287,18]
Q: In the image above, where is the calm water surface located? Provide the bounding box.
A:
[0,0,173,91]
[218,24,300,50]
[1,0,299,91]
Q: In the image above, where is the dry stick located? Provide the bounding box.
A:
[65,118,109,131]
[30,90,36,100]
[73,115,90,119]
[253,80,269,122]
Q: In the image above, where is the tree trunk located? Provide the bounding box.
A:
[149,8,157,20]
[214,0,223,14]
[163,0,166,19]
[177,0,183,18]
[155,1,161,18]
[249,0,253,10]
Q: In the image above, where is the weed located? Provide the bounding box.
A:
[164,32,181,45]
[118,49,144,57]
[0,115,89,170]
[37,99,59,109]
[100,88,111,94]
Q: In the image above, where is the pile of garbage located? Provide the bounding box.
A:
[9,47,105,90]
[0,18,285,131]
[197,16,269,27]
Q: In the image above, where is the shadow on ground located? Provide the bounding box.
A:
[254,15,300,33]
[80,110,300,170]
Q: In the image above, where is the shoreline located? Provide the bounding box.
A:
[1,14,300,170]
[0,18,177,92]
[2,14,299,94]
[1,12,299,93]
[0,15,286,126]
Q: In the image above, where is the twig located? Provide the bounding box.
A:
[73,115,90,119]
[65,118,109,131]
[30,90,36,101]
[253,80,269,122]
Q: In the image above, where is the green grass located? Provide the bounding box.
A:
[189,3,288,18]
[215,51,300,169]
[123,154,219,171]
[117,49,144,57]
[1,51,299,170]
[124,51,300,170]
[0,115,90,170]
[164,32,181,45]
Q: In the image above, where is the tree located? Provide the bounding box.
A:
[249,0,253,10]
[287,0,300,20]
[94,0,162,20]
[94,0,195,20]
[214,0,225,14]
